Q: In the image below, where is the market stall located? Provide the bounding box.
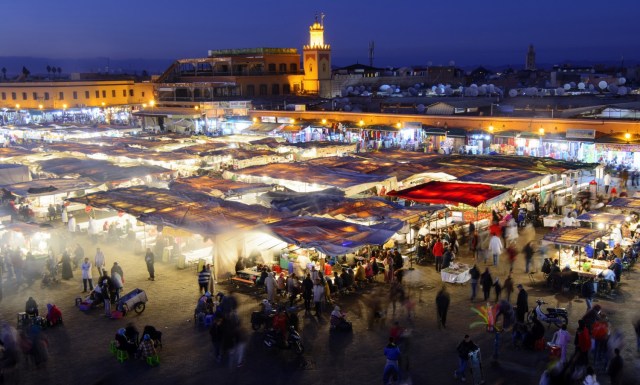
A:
[542,227,608,275]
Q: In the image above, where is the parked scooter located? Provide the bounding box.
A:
[528,299,568,328]
[251,300,275,331]
[263,325,304,354]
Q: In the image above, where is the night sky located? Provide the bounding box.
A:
[3,0,639,68]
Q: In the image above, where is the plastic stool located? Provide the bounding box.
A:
[116,349,129,363]
[109,341,117,355]
[204,315,214,328]
[146,354,160,367]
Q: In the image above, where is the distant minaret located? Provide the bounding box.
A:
[369,41,375,67]
[525,44,536,70]
[303,13,332,97]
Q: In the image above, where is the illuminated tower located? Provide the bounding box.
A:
[525,44,536,71]
[303,13,332,97]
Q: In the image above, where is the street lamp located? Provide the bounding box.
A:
[488,125,494,133]
[321,119,327,125]
[538,127,545,135]
[359,120,365,127]
[15,104,20,110]
[625,132,631,140]
[396,122,402,129]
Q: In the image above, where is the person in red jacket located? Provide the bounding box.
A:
[433,237,445,272]
[575,319,591,367]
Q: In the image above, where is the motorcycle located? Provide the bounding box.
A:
[263,325,304,355]
[528,299,568,328]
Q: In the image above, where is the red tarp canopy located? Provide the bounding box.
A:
[387,181,509,207]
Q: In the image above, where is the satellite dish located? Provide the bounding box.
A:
[618,86,628,95]
[379,85,391,91]
[563,84,571,90]
[417,104,426,113]
[608,84,618,94]
[578,82,585,90]
[508,89,518,97]
[343,104,352,112]
[556,88,565,96]
[588,84,595,91]
[470,84,478,88]
[444,87,453,96]
[598,81,608,90]
[618,77,626,85]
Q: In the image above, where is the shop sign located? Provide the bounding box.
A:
[566,129,595,140]
[404,122,422,130]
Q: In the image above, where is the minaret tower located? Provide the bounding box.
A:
[525,44,536,71]
[303,13,332,97]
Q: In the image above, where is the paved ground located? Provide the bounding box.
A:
[1,226,639,385]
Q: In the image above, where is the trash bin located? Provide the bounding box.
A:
[176,255,186,269]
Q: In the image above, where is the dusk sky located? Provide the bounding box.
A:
[3,0,639,69]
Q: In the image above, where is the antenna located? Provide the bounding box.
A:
[369,41,375,67]
[320,12,325,26]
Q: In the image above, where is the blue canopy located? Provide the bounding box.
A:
[607,197,640,210]
[542,227,608,247]
[576,211,628,225]
[266,216,396,256]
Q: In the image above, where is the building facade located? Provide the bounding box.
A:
[0,80,154,110]
[154,16,332,103]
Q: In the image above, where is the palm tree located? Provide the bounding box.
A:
[57,67,62,77]
[46,65,51,78]
[22,66,30,78]
[1,67,6,80]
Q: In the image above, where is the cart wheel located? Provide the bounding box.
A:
[133,302,146,314]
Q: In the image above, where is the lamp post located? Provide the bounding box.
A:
[538,127,545,157]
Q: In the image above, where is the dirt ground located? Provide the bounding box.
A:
[1,225,639,385]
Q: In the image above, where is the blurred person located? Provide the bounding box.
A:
[469,264,480,302]
[382,337,401,385]
[481,268,492,302]
[503,274,514,303]
[198,265,211,294]
[136,334,157,360]
[454,334,478,382]
[94,247,106,277]
[144,248,155,281]
[81,257,93,292]
[550,324,571,363]
[435,285,450,329]
[607,348,623,385]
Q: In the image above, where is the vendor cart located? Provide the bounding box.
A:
[115,288,148,315]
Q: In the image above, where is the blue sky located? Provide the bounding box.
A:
[2,0,639,67]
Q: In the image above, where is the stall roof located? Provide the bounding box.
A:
[433,155,596,174]
[69,186,284,235]
[576,211,628,225]
[266,216,396,256]
[37,158,173,184]
[387,181,510,207]
[138,198,285,235]
[169,176,272,198]
[230,163,394,191]
[456,169,544,188]
[0,147,34,159]
[542,227,608,247]
[607,197,640,209]
[2,178,98,197]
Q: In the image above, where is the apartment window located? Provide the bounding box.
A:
[290,63,297,72]
[59,92,64,100]
[1,92,5,100]
[32,92,38,100]
[22,92,27,100]
[73,91,78,100]
[259,84,268,96]
[122,90,127,97]
[246,85,255,97]
[85,91,90,98]
[44,92,49,100]
[271,84,280,95]
[129,90,134,97]
[102,90,106,98]
[111,90,116,98]
[268,63,276,73]
[11,92,16,100]
[283,84,291,95]
[279,63,287,73]
[141,92,144,97]
[95,90,100,98]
